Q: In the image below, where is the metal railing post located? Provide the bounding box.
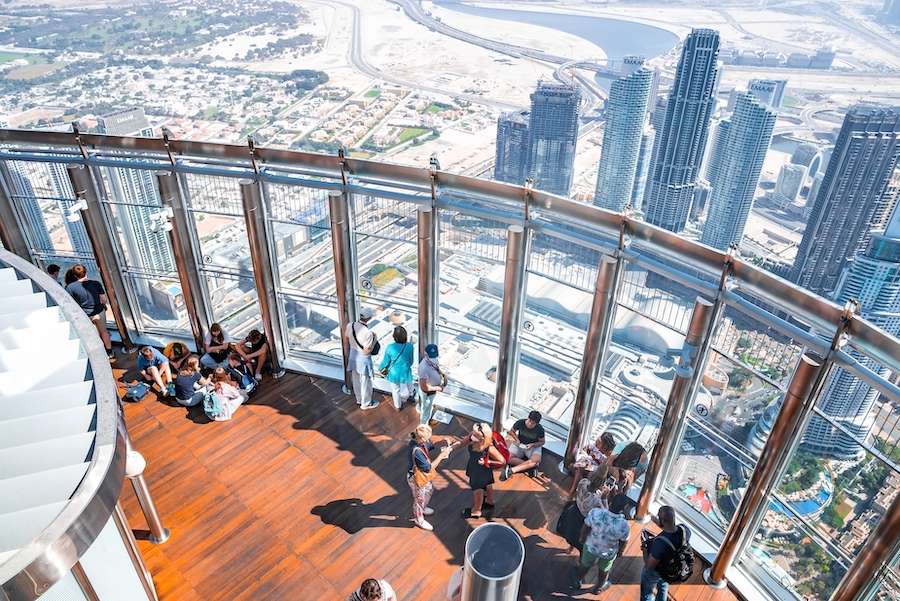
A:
[704,354,826,587]
[417,204,438,361]
[561,254,621,470]
[125,447,170,544]
[112,502,160,601]
[156,171,207,352]
[329,189,356,392]
[239,178,285,378]
[0,162,32,260]
[493,224,530,433]
[66,164,136,351]
[635,296,716,521]
[829,491,900,601]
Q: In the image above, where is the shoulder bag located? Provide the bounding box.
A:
[412,444,434,487]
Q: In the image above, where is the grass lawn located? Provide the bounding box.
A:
[6,62,62,80]
[371,267,401,287]
[0,52,45,65]
[396,127,429,145]
[782,95,801,108]
[424,102,449,114]
[364,89,381,99]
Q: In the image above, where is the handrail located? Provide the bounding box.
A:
[3,128,894,371]
[0,249,125,601]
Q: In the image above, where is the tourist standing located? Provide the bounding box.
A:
[641,506,691,601]
[570,493,631,593]
[379,325,414,410]
[417,343,446,424]
[556,467,610,551]
[65,264,114,360]
[407,424,451,531]
[346,307,378,410]
[46,263,61,284]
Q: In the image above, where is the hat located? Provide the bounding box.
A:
[359,306,374,320]
[425,344,439,358]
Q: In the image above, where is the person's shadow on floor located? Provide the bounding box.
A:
[310,495,411,534]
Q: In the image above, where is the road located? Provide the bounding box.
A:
[332,0,521,110]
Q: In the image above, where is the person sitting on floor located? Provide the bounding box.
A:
[349,578,396,601]
[204,367,247,421]
[173,356,209,407]
[224,352,258,395]
[163,341,191,371]
[500,410,545,480]
[233,328,269,381]
[200,322,231,369]
[136,346,173,396]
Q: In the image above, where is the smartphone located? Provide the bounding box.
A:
[605,475,616,487]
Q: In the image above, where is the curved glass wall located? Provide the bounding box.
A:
[0,131,898,601]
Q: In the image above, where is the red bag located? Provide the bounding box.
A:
[492,431,510,464]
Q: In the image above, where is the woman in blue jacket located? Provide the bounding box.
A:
[378,325,415,410]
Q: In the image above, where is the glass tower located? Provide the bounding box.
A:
[643,29,720,233]
[594,60,653,212]
[96,108,175,276]
[7,164,52,251]
[493,110,530,185]
[803,213,900,458]
[526,81,581,196]
[701,92,776,250]
[48,162,92,255]
[791,105,900,296]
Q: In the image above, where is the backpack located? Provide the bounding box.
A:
[656,525,694,583]
[491,431,510,464]
[203,391,224,419]
[125,382,149,401]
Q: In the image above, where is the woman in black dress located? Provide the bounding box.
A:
[450,422,505,519]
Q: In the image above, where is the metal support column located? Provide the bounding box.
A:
[329,189,356,391]
[704,354,825,587]
[156,171,207,352]
[635,296,717,521]
[561,254,620,471]
[829,490,900,601]
[417,204,438,361]
[492,225,529,433]
[71,561,101,601]
[125,447,170,544]
[112,502,160,601]
[239,178,285,378]
[0,162,31,260]
[66,164,135,351]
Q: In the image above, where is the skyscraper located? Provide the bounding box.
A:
[594,60,653,211]
[643,29,720,232]
[747,78,787,109]
[494,110,530,185]
[7,164,52,251]
[47,162,92,255]
[701,92,776,250]
[802,210,900,459]
[771,163,807,208]
[526,81,581,196]
[96,108,175,276]
[631,126,655,211]
[791,105,900,296]
[703,119,731,191]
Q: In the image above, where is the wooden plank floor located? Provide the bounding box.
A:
[115,361,741,601]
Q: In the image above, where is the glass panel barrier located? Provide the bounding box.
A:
[183,173,261,338]
[436,210,508,407]
[265,182,338,359]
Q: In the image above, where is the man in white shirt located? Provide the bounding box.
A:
[417,343,445,425]
[345,306,377,410]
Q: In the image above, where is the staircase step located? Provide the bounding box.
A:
[0,358,88,395]
[0,381,94,419]
[0,306,61,330]
[0,339,82,371]
[0,432,95,480]
[0,279,33,298]
[0,405,96,450]
[0,501,69,553]
[0,321,73,351]
[0,292,47,316]
[0,268,17,282]
[0,462,90,514]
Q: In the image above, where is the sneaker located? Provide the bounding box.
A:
[593,581,611,594]
[526,468,537,478]
[360,402,380,411]
[415,519,433,531]
[166,383,176,397]
[500,465,511,481]
[254,374,262,382]
[423,507,435,516]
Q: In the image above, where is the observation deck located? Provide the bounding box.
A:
[0,128,898,601]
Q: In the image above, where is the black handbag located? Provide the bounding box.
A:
[351,322,380,356]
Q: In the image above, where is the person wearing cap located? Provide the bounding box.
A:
[417,343,446,425]
[346,306,378,410]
